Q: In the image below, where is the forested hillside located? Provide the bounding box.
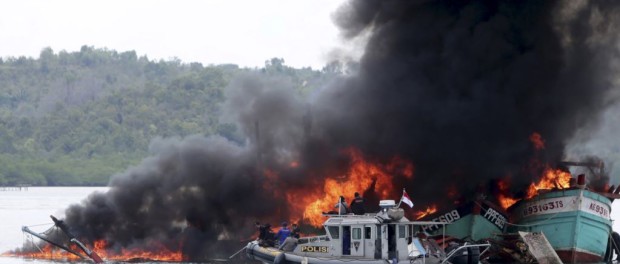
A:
[0,46,337,185]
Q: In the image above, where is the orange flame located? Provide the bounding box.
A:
[496,178,519,209]
[2,244,82,261]
[414,205,437,220]
[94,240,183,262]
[529,132,545,150]
[289,148,414,227]
[526,168,572,199]
[496,168,573,210]
[4,239,183,262]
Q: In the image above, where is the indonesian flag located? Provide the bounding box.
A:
[400,189,414,208]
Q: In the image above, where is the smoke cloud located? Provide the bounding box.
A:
[57,0,620,261]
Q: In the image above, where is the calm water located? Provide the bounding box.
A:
[0,187,108,264]
[2,187,620,263]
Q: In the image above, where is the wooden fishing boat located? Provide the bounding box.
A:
[509,188,612,263]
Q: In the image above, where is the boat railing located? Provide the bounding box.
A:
[298,235,330,244]
[322,213,377,218]
[440,243,491,264]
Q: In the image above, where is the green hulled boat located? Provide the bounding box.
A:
[420,200,508,242]
[509,188,612,263]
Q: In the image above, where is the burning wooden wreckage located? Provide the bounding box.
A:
[415,161,620,263]
[20,216,104,263]
[6,215,185,263]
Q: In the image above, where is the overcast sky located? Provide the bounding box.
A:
[0,0,347,69]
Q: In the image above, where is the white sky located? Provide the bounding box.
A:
[0,0,347,69]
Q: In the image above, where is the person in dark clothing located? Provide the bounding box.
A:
[256,221,267,240]
[350,192,366,215]
[259,223,276,247]
[291,223,300,238]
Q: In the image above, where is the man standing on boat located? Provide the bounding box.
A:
[350,192,365,215]
[335,196,349,215]
[275,222,291,246]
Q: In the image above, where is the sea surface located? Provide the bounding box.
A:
[0,187,108,264]
[2,187,620,264]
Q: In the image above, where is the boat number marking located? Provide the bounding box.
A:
[520,196,610,220]
[420,210,460,232]
[523,200,564,217]
[482,207,507,229]
[582,198,610,219]
[300,246,329,253]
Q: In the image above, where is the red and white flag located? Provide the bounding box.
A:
[400,189,414,208]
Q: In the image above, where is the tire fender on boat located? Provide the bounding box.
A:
[274,252,288,264]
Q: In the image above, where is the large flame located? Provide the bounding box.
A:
[496,167,573,210]
[94,240,183,262]
[1,244,81,261]
[3,239,183,262]
[525,168,572,199]
[288,148,414,227]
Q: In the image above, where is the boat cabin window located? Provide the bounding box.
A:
[327,226,340,239]
[352,228,362,239]
[398,225,406,238]
[365,226,372,239]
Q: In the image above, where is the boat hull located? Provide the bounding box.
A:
[421,200,507,242]
[245,241,440,264]
[510,189,612,263]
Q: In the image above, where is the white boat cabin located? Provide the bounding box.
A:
[292,201,447,261]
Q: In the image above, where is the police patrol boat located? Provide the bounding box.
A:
[246,200,487,264]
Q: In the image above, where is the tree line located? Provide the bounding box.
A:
[0,46,341,185]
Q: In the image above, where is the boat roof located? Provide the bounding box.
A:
[322,213,449,226]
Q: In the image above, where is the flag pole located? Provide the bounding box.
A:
[396,188,404,208]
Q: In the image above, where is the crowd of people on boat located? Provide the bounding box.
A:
[255,192,366,252]
[255,221,300,250]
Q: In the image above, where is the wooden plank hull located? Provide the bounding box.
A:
[420,200,507,241]
[510,189,612,263]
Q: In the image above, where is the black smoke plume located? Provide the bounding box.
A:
[53,0,620,261]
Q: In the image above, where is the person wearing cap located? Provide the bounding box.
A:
[275,221,291,246]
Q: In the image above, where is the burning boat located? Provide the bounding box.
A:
[509,185,612,262]
[416,161,619,263]
[507,167,616,263]
[419,199,508,243]
[246,200,489,264]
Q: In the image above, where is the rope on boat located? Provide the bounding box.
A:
[503,211,561,227]
[469,200,561,228]
[26,222,54,228]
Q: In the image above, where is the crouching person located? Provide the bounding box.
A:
[258,223,276,247]
[278,234,299,252]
